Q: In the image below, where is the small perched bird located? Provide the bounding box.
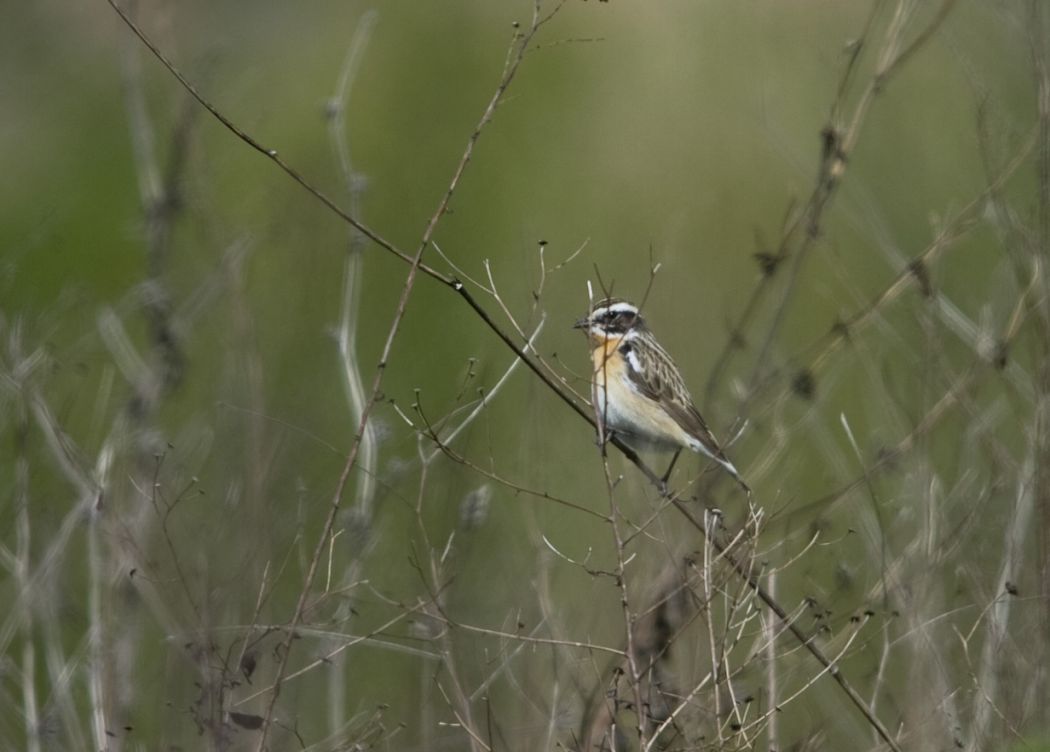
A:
[574,298,749,494]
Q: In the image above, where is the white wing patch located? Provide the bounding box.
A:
[624,346,643,375]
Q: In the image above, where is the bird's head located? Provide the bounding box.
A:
[573,298,645,343]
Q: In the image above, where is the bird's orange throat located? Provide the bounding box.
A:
[588,333,624,367]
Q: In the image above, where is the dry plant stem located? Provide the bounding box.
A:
[804,318,1030,521]
[251,6,552,749]
[103,0,601,432]
[436,633,487,752]
[764,569,779,752]
[257,97,429,752]
[957,596,1032,746]
[531,551,590,748]
[627,571,711,751]
[467,622,599,708]
[1036,0,1050,264]
[705,0,958,407]
[416,398,606,520]
[1028,0,1050,714]
[413,483,486,752]
[718,518,765,740]
[423,318,546,465]
[6,380,117,746]
[234,605,425,706]
[749,617,872,739]
[702,511,726,747]
[428,433,604,519]
[752,125,1037,411]
[701,127,1037,501]
[601,458,650,749]
[109,4,902,747]
[668,497,903,752]
[481,259,592,407]
[870,615,893,744]
[746,0,957,394]
[103,0,436,277]
[12,399,40,752]
[453,621,624,658]
[593,309,650,747]
[435,680,492,752]
[643,553,770,751]
[326,11,379,740]
[224,246,272,574]
[87,511,108,750]
[112,12,198,745]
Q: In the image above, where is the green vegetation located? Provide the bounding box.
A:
[2,1,1048,750]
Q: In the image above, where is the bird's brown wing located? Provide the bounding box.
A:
[621,337,748,492]
[662,401,733,463]
[617,338,664,402]
[620,338,726,457]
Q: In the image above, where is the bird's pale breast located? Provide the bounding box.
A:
[590,339,691,452]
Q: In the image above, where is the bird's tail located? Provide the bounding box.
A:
[718,456,751,498]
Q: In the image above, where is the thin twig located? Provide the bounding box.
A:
[668,498,903,752]
[250,5,554,748]
[107,4,931,747]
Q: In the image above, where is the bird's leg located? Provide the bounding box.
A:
[659,449,682,495]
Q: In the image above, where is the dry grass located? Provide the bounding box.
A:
[2,1,1049,751]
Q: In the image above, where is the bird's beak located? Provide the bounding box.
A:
[573,317,589,330]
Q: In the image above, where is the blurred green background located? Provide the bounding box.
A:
[2,1,1047,750]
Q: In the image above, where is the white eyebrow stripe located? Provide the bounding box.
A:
[599,302,639,317]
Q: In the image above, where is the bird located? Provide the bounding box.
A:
[574,297,749,495]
